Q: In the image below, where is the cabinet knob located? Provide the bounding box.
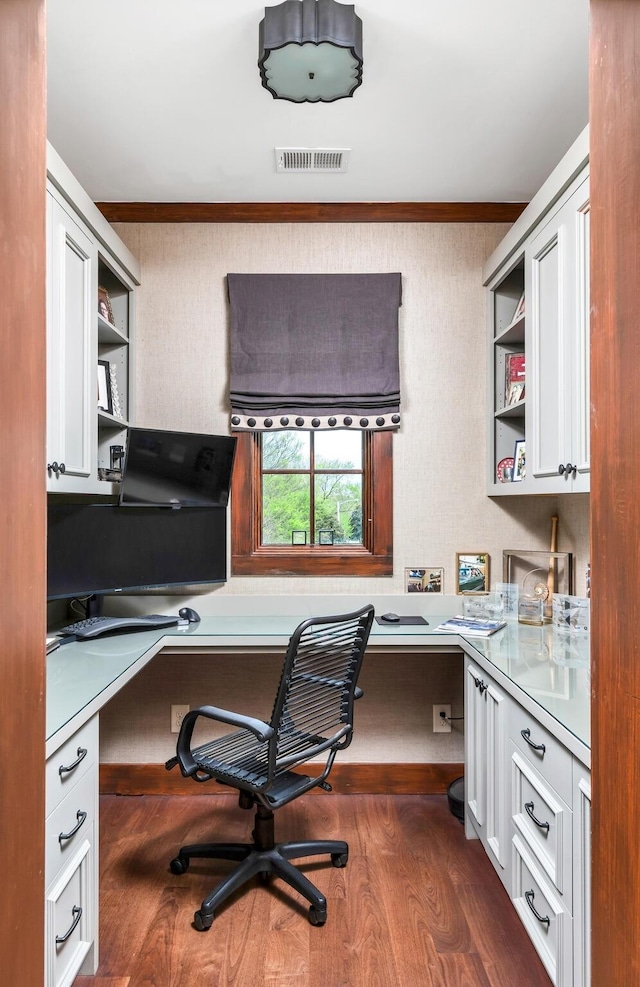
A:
[567,463,576,478]
[47,461,66,477]
[558,463,566,475]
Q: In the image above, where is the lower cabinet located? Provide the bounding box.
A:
[45,717,99,987]
[465,659,591,987]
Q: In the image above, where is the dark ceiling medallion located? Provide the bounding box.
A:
[258,0,363,104]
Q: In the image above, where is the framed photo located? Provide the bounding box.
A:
[98,285,114,325]
[405,567,443,594]
[456,553,489,594]
[514,291,525,320]
[97,360,113,414]
[513,439,526,481]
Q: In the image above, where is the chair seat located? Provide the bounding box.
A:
[193,726,329,793]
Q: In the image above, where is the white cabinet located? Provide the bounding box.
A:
[46,192,98,492]
[528,173,590,493]
[45,717,99,987]
[464,661,510,888]
[464,654,591,987]
[46,144,140,495]
[572,766,591,987]
[485,127,589,496]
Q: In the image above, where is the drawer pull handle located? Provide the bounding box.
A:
[55,905,83,944]
[524,890,550,927]
[520,728,546,754]
[58,810,87,844]
[525,801,550,834]
[58,747,88,776]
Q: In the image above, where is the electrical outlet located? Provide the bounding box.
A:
[433,704,452,733]
[171,704,189,733]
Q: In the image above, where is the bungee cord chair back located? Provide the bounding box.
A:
[166,604,375,930]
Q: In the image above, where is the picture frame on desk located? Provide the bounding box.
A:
[456,553,489,594]
[97,360,113,414]
[405,567,443,593]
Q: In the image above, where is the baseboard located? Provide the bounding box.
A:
[99,762,464,796]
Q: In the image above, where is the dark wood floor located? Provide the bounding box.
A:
[74,793,551,987]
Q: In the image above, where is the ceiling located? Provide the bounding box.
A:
[46,0,589,205]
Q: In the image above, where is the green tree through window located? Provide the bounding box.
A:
[261,431,363,546]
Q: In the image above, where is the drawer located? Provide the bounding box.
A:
[46,717,98,816]
[46,769,96,889]
[508,702,572,804]
[45,839,95,987]
[511,748,572,901]
[512,834,572,987]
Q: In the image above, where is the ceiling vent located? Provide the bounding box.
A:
[275,147,350,173]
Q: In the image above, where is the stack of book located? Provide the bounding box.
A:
[505,352,525,406]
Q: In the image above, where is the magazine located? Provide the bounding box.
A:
[435,615,507,637]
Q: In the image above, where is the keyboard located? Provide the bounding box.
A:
[58,614,180,640]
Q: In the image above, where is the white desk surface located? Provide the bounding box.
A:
[46,613,590,764]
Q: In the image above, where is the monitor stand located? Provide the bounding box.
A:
[85,594,103,618]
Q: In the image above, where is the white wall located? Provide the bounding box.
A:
[100,220,589,764]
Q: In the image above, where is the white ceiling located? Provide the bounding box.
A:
[46,0,589,205]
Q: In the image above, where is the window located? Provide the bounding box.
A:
[231,430,393,576]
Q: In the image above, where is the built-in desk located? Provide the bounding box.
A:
[47,614,590,762]
[45,611,590,987]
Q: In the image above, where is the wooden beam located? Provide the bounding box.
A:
[96,201,526,224]
[100,762,464,796]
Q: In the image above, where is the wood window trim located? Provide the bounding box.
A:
[231,431,393,576]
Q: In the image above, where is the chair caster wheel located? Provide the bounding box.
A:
[194,910,214,931]
[331,852,348,868]
[170,856,188,875]
[309,905,327,926]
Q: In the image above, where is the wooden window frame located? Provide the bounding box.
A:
[231,431,393,576]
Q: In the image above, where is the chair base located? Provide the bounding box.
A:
[169,804,348,929]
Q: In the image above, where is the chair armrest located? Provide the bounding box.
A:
[173,705,274,778]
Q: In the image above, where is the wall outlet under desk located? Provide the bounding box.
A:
[432,704,452,733]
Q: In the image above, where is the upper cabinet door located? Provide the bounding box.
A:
[46,191,99,492]
[528,174,590,494]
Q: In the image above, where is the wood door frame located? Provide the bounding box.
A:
[590,2,640,982]
[0,0,47,981]
[4,2,636,982]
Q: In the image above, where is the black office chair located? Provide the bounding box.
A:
[165,604,374,930]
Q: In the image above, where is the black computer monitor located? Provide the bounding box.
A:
[47,502,227,608]
[118,427,236,508]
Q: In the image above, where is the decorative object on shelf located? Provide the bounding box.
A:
[110,444,124,471]
[97,467,123,483]
[317,529,334,545]
[108,363,122,418]
[513,291,525,321]
[291,530,307,545]
[505,352,525,406]
[512,439,526,481]
[258,0,363,103]
[405,567,443,594]
[503,549,574,624]
[496,456,514,483]
[97,360,113,414]
[98,285,114,325]
[456,553,489,595]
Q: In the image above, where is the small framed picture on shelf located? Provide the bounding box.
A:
[513,439,526,482]
[514,291,525,320]
[97,360,113,414]
[98,286,114,325]
[456,553,489,594]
